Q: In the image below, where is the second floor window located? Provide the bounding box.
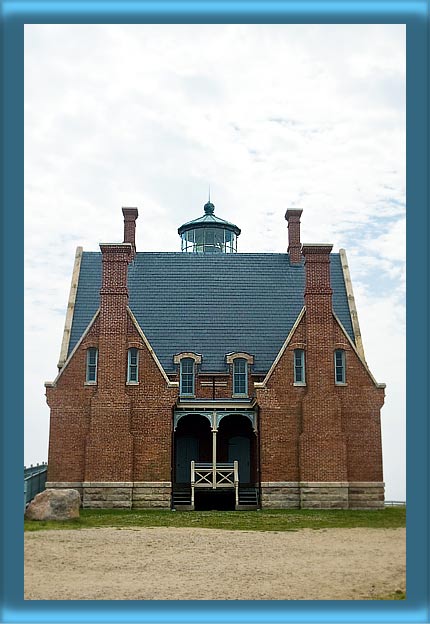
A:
[86,347,98,383]
[294,349,305,384]
[233,358,247,395]
[334,349,346,384]
[180,358,195,396]
[127,347,139,383]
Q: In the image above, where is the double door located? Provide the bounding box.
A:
[175,434,251,484]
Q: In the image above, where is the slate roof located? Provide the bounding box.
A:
[68,252,354,374]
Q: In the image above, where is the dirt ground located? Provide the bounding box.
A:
[25,526,405,600]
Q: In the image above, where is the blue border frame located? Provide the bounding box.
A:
[4,1,428,622]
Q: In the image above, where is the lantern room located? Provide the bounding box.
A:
[178,201,241,253]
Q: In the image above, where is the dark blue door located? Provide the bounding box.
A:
[228,436,251,483]
[175,436,199,483]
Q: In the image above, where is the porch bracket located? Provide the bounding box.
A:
[174,409,257,431]
[216,410,257,431]
[174,410,213,430]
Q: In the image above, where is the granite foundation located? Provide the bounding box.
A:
[259,481,385,509]
[46,482,172,509]
[46,481,384,509]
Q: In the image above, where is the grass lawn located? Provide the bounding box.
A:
[378,590,406,600]
[24,506,405,532]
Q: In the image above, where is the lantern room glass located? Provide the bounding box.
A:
[181,227,238,253]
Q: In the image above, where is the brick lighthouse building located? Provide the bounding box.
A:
[45,203,385,510]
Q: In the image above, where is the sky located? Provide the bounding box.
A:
[24,24,406,500]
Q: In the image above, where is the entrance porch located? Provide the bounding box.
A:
[172,400,259,510]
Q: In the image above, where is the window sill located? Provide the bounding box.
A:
[335,382,348,386]
[232,394,249,398]
[293,382,306,387]
[84,381,97,386]
[126,381,139,386]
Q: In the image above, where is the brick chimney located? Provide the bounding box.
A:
[301,243,334,383]
[301,243,334,386]
[302,243,333,307]
[285,209,303,264]
[299,243,348,496]
[98,243,133,388]
[85,242,134,483]
[122,207,138,255]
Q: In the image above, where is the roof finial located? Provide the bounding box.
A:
[204,186,215,214]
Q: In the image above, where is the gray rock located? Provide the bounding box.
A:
[25,488,81,521]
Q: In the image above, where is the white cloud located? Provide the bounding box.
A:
[25,24,405,499]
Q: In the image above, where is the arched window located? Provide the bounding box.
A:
[294,349,305,384]
[86,347,98,383]
[233,358,248,396]
[180,358,195,396]
[334,349,346,384]
[127,347,139,383]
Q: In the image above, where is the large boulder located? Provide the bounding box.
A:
[25,488,81,521]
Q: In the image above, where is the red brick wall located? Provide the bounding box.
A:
[46,318,99,482]
[47,308,383,487]
[332,322,384,482]
[255,313,384,484]
[47,242,383,490]
[127,321,177,482]
[47,315,178,483]
[47,243,178,484]
[256,316,306,482]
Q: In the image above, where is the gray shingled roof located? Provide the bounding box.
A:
[68,252,354,373]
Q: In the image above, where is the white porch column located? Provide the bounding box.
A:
[212,411,217,489]
[234,461,239,508]
[191,460,195,509]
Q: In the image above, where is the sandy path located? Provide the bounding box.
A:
[25,527,405,600]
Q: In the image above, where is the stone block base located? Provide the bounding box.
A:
[348,482,385,509]
[300,482,349,509]
[46,482,172,509]
[132,482,171,509]
[45,481,384,510]
[260,482,300,509]
[259,481,385,509]
[82,483,133,508]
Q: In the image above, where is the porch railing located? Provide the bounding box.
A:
[191,461,239,508]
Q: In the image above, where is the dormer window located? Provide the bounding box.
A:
[226,352,254,398]
[233,358,248,395]
[180,358,195,396]
[173,352,202,397]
